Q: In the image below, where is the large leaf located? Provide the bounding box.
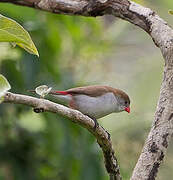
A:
[0,74,11,103]
[0,14,39,56]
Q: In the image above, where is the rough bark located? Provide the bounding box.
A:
[1,0,173,180]
[4,92,121,180]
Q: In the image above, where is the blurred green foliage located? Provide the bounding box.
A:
[0,4,109,180]
[0,0,173,180]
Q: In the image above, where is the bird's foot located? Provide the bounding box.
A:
[33,108,44,113]
[89,117,110,139]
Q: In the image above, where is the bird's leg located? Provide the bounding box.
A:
[89,117,110,139]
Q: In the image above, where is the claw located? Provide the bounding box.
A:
[89,117,110,139]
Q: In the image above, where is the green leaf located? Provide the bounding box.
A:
[35,85,52,98]
[0,74,11,103]
[168,10,173,15]
[0,14,39,56]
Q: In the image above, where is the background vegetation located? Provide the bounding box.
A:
[0,0,173,179]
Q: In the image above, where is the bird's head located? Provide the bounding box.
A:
[115,89,130,113]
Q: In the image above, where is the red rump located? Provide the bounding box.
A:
[55,91,69,95]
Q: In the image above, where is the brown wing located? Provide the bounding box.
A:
[67,85,130,105]
[66,85,130,104]
[66,85,110,97]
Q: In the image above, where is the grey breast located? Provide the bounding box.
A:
[73,92,118,119]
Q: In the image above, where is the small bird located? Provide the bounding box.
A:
[47,85,130,129]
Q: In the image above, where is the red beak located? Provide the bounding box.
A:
[125,107,130,113]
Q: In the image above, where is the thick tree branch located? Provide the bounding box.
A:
[1,0,173,179]
[4,92,121,180]
[0,0,152,33]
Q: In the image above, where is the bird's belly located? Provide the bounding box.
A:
[73,93,118,119]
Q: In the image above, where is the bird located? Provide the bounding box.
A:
[44,85,130,129]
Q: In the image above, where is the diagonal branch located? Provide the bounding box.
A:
[4,92,121,180]
[1,0,173,179]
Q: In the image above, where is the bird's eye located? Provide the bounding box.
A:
[125,101,128,105]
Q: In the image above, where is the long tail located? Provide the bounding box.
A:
[28,90,69,96]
